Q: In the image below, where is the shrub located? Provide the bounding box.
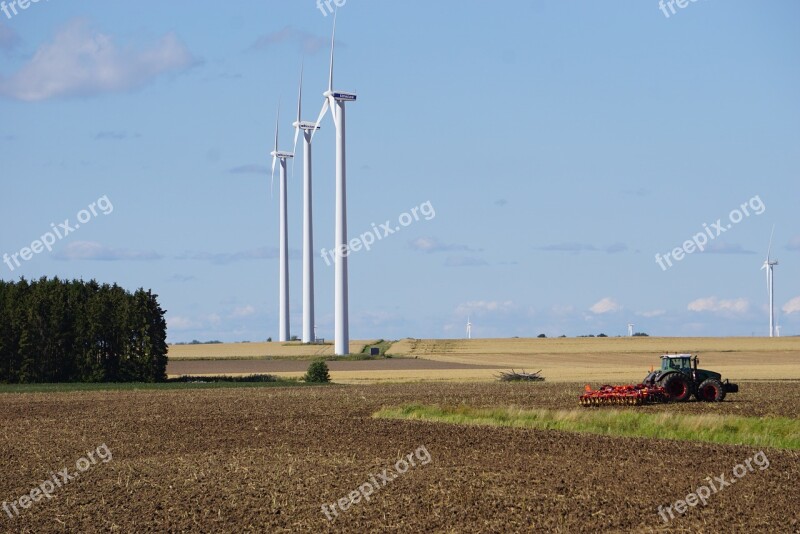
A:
[304,361,330,383]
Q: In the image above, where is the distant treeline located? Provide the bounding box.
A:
[0,277,168,383]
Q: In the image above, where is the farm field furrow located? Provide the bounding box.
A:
[0,381,798,532]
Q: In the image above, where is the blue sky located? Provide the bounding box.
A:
[1,1,799,342]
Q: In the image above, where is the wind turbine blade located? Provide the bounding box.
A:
[766,224,775,261]
[312,99,329,141]
[291,63,303,179]
[271,108,279,197]
[328,11,337,93]
[328,94,339,132]
[271,155,277,197]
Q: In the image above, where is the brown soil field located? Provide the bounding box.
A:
[0,382,798,532]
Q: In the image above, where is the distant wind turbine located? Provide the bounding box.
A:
[466,317,472,339]
[271,105,294,342]
[314,11,357,356]
[627,323,634,337]
[761,225,778,337]
[292,63,320,344]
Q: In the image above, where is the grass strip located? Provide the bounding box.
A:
[374,404,800,450]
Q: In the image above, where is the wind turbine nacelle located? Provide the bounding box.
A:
[297,121,321,131]
[332,91,357,101]
[271,151,294,159]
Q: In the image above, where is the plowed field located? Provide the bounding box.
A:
[1,382,798,532]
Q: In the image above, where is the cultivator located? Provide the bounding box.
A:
[579,384,668,406]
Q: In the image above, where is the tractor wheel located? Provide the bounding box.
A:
[697,378,726,402]
[661,373,691,402]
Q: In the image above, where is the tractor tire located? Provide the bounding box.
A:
[697,378,726,402]
[660,373,691,402]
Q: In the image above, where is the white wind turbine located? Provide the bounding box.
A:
[761,225,778,338]
[314,11,357,356]
[627,323,634,337]
[292,64,320,344]
[466,317,472,339]
[271,106,294,342]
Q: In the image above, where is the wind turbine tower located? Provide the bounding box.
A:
[762,226,778,338]
[271,107,294,342]
[315,12,356,356]
[466,317,472,339]
[627,323,634,337]
[293,65,320,344]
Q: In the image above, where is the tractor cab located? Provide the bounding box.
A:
[661,354,695,372]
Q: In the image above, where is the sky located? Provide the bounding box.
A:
[1,1,799,342]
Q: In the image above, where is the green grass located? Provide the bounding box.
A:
[0,378,311,394]
[374,404,800,450]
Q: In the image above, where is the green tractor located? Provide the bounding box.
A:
[642,354,738,402]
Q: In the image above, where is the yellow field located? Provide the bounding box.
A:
[167,340,376,360]
[385,337,800,382]
[169,337,800,383]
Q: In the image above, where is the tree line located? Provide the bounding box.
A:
[0,277,168,383]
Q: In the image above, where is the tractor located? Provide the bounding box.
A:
[642,354,738,402]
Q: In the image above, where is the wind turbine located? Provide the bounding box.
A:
[627,323,634,337]
[292,64,320,344]
[466,317,472,339]
[271,105,294,342]
[761,225,778,337]
[314,11,357,356]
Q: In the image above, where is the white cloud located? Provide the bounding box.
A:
[703,242,756,255]
[231,305,256,318]
[54,241,162,261]
[251,26,328,54]
[444,256,487,267]
[455,300,516,317]
[409,237,469,254]
[0,19,194,101]
[782,296,800,315]
[590,297,621,314]
[0,21,19,51]
[687,297,749,314]
[167,316,197,331]
[638,309,666,318]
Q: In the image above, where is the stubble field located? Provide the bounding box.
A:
[1,380,798,533]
